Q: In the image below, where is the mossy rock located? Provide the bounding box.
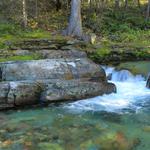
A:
[117,61,150,77]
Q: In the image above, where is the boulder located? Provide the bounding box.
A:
[146,75,150,89]
[7,81,43,106]
[0,79,116,108]
[0,58,105,82]
[0,43,117,110]
[41,80,116,102]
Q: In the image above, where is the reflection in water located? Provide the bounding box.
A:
[0,66,150,150]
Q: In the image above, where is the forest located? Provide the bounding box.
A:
[0,0,150,61]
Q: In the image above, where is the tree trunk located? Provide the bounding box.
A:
[56,0,61,11]
[146,0,150,19]
[124,0,128,9]
[22,0,27,28]
[115,0,120,9]
[137,0,141,8]
[65,0,82,37]
[35,0,38,18]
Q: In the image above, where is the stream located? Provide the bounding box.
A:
[0,65,150,150]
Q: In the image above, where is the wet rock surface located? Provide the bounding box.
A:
[146,75,150,89]
[0,39,116,110]
[42,80,116,102]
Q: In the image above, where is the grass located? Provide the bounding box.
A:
[0,23,51,49]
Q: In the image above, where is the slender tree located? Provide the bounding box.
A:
[65,0,83,37]
[146,0,150,19]
[22,0,27,27]
[56,0,61,11]
[124,0,128,9]
[115,0,120,9]
[35,0,38,18]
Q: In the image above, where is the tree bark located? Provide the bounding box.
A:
[146,0,150,19]
[137,0,141,8]
[124,0,128,9]
[56,0,61,11]
[22,0,27,27]
[65,0,83,37]
[35,0,38,18]
[115,0,120,9]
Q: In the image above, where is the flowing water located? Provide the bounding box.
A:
[0,66,150,150]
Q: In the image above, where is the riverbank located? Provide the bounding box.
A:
[0,23,150,64]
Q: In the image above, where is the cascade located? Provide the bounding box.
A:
[64,66,150,113]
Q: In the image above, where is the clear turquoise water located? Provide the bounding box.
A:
[0,103,149,150]
[0,67,150,150]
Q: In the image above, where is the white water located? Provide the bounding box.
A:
[64,66,150,113]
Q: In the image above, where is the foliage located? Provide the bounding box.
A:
[0,1,150,63]
[84,8,150,35]
[0,23,51,49]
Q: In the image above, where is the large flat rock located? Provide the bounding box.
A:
[42,80,116,102]
[0,79,116,109]
[0,58,106,82]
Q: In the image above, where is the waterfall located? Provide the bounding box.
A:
[64,66,150,113]
[103,66,145,82]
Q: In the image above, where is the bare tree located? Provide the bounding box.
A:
[146,0,150,19]
[124,0,128,9]
[115,0,120,9]
[56,0,61,11]
[35,0,38,18]
[22,0,27,27]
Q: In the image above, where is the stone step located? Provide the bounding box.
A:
[0,49,87,60]
[10,39,78,50]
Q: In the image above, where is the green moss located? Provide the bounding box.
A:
[96,47,110,57]
[117,61,150,76]
[0,23,51,49]
[0,54,41,62]
[21,29,51,39]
